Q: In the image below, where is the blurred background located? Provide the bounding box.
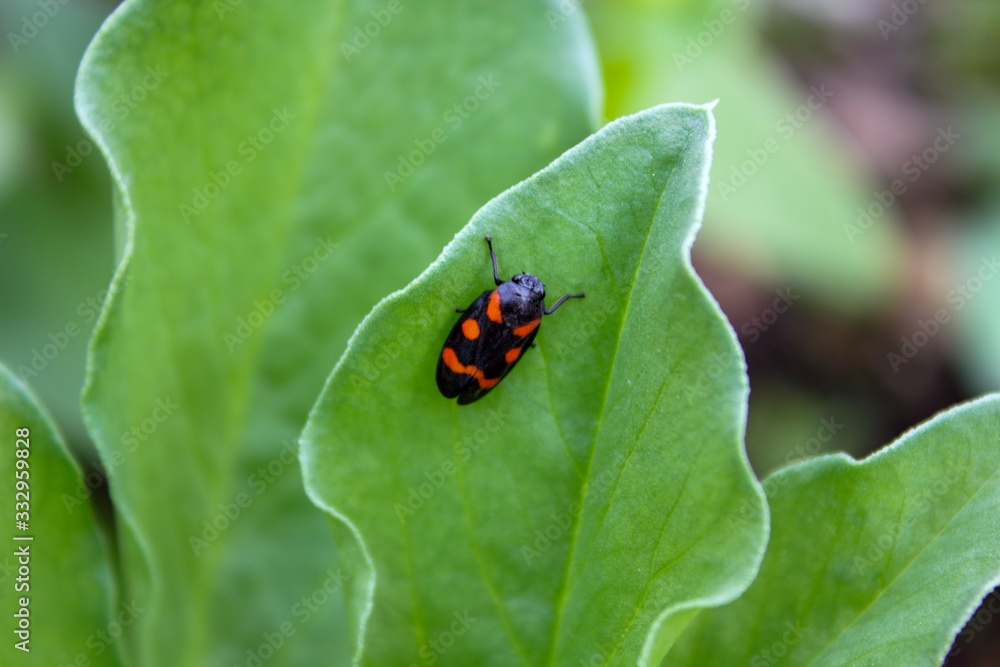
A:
[0,0,997,663]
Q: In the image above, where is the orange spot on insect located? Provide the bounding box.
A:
[461,319,480,339]
[505,348,521,363]
[512,318,540,337]
[487,290,502,323]
[443,348,493,387]
[476,376,500,389]
[442,348,469,375]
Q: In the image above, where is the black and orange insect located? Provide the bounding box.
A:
[436,235,584,404]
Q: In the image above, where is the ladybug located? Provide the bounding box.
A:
[436,235,584,404]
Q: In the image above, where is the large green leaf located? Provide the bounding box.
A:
[302,103,768,665]
[669,394,1000,665]
[76,0,598,664]
[0,363,120,667]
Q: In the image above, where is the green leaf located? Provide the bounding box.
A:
[302,103,768,666]
[669,395,1000,666]
[76,0,598,664]
[0,363,120,667]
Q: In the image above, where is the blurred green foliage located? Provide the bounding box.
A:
[0,0,114,448]
[589,0,905,310]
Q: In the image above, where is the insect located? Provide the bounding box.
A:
[436,235,584,404]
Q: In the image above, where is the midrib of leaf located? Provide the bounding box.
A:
[601,433,709,666]
[395,409,429,655]
[882,490,908,583]
[808,457,1000,665]
[545,126,695,666]
[538,348,585,479]
[452,411,534,666]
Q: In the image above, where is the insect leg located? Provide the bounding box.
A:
[544,292,586,315]
[485,235,502,285]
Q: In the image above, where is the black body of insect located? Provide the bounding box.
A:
[436,235,584,405]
